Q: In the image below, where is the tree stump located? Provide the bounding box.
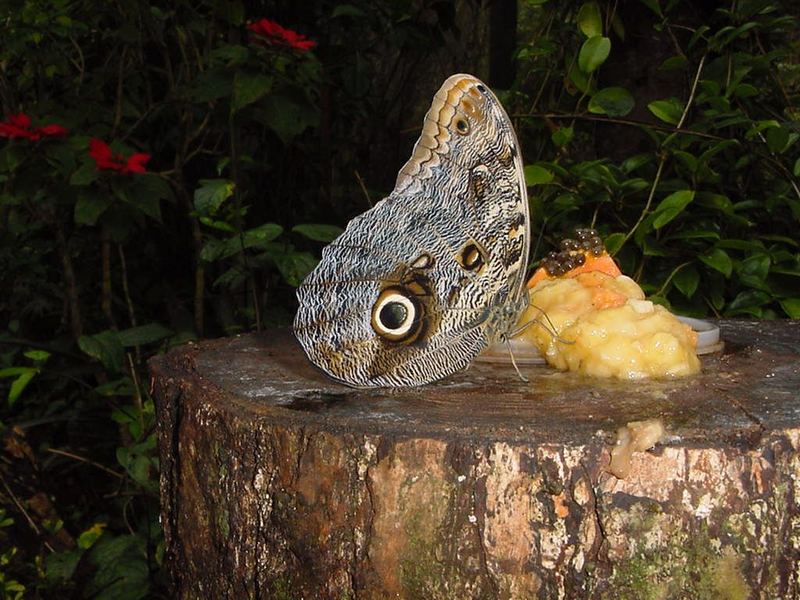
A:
[149,320,800,599]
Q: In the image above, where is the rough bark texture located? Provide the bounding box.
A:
[149,320,800,599]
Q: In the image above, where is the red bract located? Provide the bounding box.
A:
[248,18,316,51]
[89,138,151,175]
[0,113,69,140]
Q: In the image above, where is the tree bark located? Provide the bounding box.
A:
[149,320,800,599]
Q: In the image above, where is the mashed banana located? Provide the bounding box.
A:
[515,272,700,379]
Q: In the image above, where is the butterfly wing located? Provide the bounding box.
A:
[294,74,529,387]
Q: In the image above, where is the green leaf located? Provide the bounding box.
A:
[78,523,107,550]
[210,44,249,67]
[243,223,284,245]
[794,157,800,177]
[647,98,683,125]
[588,87,634,117]
[524,165,554,186]
[0,367,34,377]
[733,83,758,98]
[86,534,150,600]
[199,216,236,233]
[605,232,625,255]
[697,139,739,166]
[194,179,234,216]
[70,161,98,186]
[641,235,668,256]
[45,549,83,583]
[638,0,663,18]
[611,13,625,40]
[331,4,365,17]
[577,2,603,37]
[688,24,710,49]
[111,405,139,425]
[7,368,37,406]
[78,331,125,373]
[257,92,319,144]
[621,154,652,173]
[187,68,234,102]
[23,349,50,362]
[231,72,273,113]
[696,192,734,214]
[673,150,697,172]
[200,239,225,262]
[292,224,344,242]
[660,56,688,71]
[667,229,719,241]
[726,290,770,316]
[133,173,173,203]
[779,298,800,318]
[765,126,790,154]
[95,378,136,397]
[274,251,318,287]
[122,177,165,222]
[551,126,574,147]
[74,193,112,226]
[673,265,700,298]
[738,253,771,290]
[619,178,649,195]
[567,63,591,94]
[745,119,779,140]
[117,323,173,347]
[700,248,733,278]
[201,224,284,262]
[652,190,694,228]
[715,21,758,48]
[578,36,611,73]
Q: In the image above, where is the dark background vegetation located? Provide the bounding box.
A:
[0,0,798,597]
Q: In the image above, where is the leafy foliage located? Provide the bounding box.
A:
[516,0,800,318]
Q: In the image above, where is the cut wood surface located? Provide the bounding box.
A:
[149,320,800,599]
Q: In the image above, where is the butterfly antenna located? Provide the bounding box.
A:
[504,337,529,383]
[510,304,575,346]
[354,170,373,207]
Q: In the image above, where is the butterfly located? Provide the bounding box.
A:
[294,74,530,387]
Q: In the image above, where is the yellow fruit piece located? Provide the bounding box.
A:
[515,275,700,380]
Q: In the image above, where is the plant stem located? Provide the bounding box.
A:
[229,111,260,329]
[101,228,116,328]
[613,54,706,255]
[46,448,124,479]
[0,472,54,552]
[118,244,141,362]
[354,170,372,208]
[654,261,691,297]
[127,353,144,433]
[54,221,83,340]
[515,113,723,141]
[613,157,666,256]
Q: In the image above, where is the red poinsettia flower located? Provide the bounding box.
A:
[88,138,151,175]
[247,18,316,51]
[0,113,69,140]
[36,124,69,137]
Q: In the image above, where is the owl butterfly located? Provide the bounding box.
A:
[294,73,529,387]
